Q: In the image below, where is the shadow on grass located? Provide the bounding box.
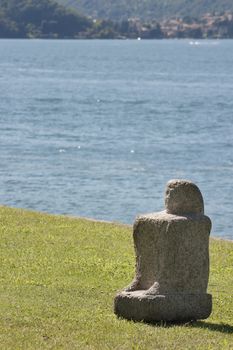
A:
[191,321,233,334]
[145,320,233,334]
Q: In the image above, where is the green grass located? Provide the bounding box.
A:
[0,206,232,350]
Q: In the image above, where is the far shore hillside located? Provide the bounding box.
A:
[1,0,233,39]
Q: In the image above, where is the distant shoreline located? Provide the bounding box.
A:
[1,1,233,41]
[0,37,232,40]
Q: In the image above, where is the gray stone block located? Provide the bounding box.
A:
[114,179,212,322]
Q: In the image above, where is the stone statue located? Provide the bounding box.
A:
[114,179,212,322]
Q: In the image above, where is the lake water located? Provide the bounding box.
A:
[0,39,233,239]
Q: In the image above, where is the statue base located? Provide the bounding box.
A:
[114,291,212,322]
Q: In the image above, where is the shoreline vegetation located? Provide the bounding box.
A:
[0,205,232,349]
[1,1,233,39]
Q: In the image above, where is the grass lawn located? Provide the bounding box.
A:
[0,206,232,349]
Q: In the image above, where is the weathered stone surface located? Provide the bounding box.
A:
[165,179,204,215]
[115,292,212,322]
[114,179,212,322]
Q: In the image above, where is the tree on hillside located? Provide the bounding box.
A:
[57,0,233,21]
[0,12,20,37]
[0,0,92,38]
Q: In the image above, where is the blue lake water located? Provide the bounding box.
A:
[0,39,233,239]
